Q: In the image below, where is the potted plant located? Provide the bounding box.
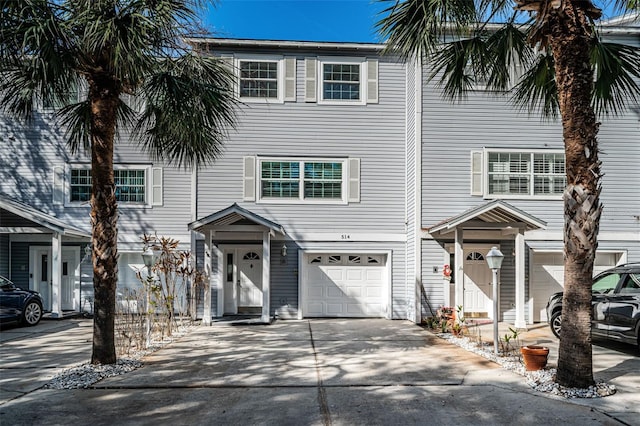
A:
[521,345,550,371]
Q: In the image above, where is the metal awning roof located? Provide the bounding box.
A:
[188,203,285,235]
[0,193,90,237]
[428,200,547,234]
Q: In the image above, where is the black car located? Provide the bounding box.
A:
[0,275,44,326]
[546,263,640,350]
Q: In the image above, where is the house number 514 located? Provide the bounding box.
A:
[341,234,351,240]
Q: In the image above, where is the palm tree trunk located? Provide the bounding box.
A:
[548,7,602,388]
[89,77,120,365]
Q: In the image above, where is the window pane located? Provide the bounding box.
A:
[240,61,278,98]
[70,169,91,202]
[114,170,146,203]
[323,64,360,100]
[303,162,342,199]
[533,153,566,195]
[261,162,300,198]
[487,152,531,195]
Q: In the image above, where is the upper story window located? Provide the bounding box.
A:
[231,55,296,103]
[323,63,361,101]
[70,168,146,203]
[471,149,566,199]
[259,159,343,202]
[239,60,279,99]
[316,57,368,105]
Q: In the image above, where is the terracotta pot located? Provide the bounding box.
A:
[521,345,550,371]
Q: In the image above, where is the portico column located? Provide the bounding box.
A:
[202,230,212,325]
[454,228,464,314]
[51,232,62,318]
[262,231,271,323]
[514,230,527,328]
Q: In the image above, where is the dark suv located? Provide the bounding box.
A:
[546,263,640,350]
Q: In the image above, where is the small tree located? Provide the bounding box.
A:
[140,234,195,338]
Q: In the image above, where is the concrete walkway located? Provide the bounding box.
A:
[0,318,637,425]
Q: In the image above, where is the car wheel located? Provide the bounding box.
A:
[22,301,43,326]
[550,311,562,339]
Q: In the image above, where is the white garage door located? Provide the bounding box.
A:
[531,252,619,322]
[302,253,388,318]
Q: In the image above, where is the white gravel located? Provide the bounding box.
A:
[437,332,617,398]
[44,328,191,390]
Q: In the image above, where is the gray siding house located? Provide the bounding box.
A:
[1,20,638,326]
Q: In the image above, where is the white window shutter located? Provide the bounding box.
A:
[151,167,163,206]
[220,55,236,91]
[284,57,296,102]
[305,58,317,102]
[347,158,361,203]
[243,156,256,201]
[53,166,64,205]
[367,59,379,104]
[470,150,484,196]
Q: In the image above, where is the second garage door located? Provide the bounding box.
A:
[302,253,388,318]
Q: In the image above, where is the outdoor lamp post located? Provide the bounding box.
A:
[142,247,158,348]
[486,246,504,355]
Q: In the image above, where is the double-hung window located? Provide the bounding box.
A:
[322,63,361,101]
[317,58,367,105]
[258,158,345,203]
[234,55,290,103]
[239,60,279,99]
[69,167,147,204]
[482,150,566,198]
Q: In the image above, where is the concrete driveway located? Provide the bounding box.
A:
[0,318,637,425]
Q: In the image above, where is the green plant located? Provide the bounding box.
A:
[500,327,522,356]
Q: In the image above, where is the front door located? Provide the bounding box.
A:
[238,250,263,308]
[223,247,263,314]
[33,248,52,311]
[463,247,494,318]
[31,246,80,312]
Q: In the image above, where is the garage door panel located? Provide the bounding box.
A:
[326,286,344,298]
[346,285,363,297]
[326,303,344,314]
[346,269,364,280]
[303,253,387,318]
[347,304,365,315]
[306,302,324,315]
[366,287,382,298]
[327,268,345,280]
[307,286,323,298]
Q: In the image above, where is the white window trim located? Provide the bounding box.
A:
[64,164,154,208]
[235,55,285,104]
[256,157,348,205]
[483,148,566,200]
[317,56,367,105]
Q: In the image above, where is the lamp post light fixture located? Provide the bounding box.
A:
[142,247,158,348]
[486,246,504,355]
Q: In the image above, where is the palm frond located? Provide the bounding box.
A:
[133,54,237,169]
[0,0,78,119]
[426,36,488,102]
[376,0,478,60]
[510,51,559,120]
[591,39,640,116]
[58,99,92,154]
[484,23,533,92]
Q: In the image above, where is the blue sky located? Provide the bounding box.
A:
[203,0,388,43]
[202,1,627,43]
